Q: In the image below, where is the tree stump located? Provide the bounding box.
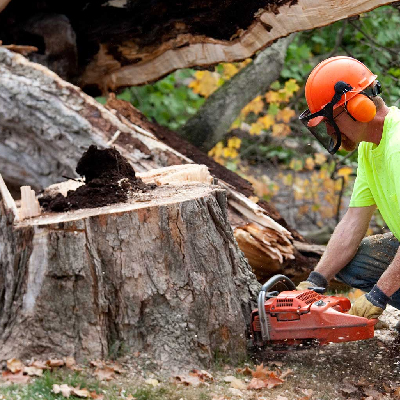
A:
[0,177,260,370]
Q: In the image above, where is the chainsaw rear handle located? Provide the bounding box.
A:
[257,275,296,341]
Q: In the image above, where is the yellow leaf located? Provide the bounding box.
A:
[189,71,220,97]
[239,58,252,69]
[222,63,239,80]
[304,157,315,170]
[289,159,303,171]
[277,107,296,123]
[334,179,343,191]
[298,204,310,216]
[272,123,291,137]
[284,78,300,96]
[228,137,241,149]
[249,121,264,135]
[265,91,281,103]
[311,204,320,212]
[314,152,327,165]
[337,166,353,182]
[208,142,223,158]
[258,114,275,130]
[248,196,259,203]
[282,173,293,186]
[241,96,264,117]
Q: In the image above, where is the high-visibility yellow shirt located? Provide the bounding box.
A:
[349,106,400,239]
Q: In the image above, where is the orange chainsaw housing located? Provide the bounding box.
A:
[251,290,376,346]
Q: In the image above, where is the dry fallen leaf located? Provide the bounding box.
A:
[47,359,65,368]
[190,369,213,382]
[53,383,73,398]
[90,360,105,368]
[228,388,243,396]
[30,360,49,370]
[340,382,358,394]
[247,372,284,390]
[93,366,115,381]
[145,378,159,387]
[251,363,273,379]
[173,375,203,387]
[247,377,269,390]
[65,357,76,369]
[363,387,383,398]
[72,387,91,398]
[298,388,314,400]
[7,358,24,373]
[279,369,294,380]
[236,366,253,376]
[230,378,247,390]
[23,366,44,377]
[107,362,124,374]
[2,370,30,385]
[90,391,105,399]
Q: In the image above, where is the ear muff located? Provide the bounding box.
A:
[346,94,376,122]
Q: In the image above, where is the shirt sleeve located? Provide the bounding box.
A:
[349,147,375,208]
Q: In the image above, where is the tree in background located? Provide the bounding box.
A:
[106,5,400,236]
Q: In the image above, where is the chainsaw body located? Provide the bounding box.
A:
[251,275,376,347]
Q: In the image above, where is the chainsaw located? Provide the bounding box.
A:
[250,274,376,347]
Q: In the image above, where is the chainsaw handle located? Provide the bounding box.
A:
[260,274,296,293]
[258,275,296,341]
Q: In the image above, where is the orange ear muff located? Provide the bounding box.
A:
[347,94,376,122]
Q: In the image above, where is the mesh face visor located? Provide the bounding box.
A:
[299,108,342,154]
[299,81,354,155]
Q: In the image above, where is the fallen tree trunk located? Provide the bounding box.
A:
[1,0,396,90]
[0,47,317,285]
[0,168,259,369]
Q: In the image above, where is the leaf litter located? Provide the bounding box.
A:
[2,337,400,400]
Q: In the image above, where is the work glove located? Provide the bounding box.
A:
[296,271,328,293]
[348,284,390,319]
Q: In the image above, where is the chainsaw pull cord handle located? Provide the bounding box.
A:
[257,274,296,341]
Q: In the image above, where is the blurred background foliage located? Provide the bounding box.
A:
[97,5,400,239]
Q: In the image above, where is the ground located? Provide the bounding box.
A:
[1,306,400,400]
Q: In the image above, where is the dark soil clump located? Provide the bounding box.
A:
[40,145,155,212]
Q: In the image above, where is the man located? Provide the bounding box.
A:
[298,56,400,321]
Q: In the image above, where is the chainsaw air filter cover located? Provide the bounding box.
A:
[251,290,376,347]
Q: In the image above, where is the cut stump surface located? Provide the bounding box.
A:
[0,181,260,371]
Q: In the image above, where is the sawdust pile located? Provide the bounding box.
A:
[39,145,155,212]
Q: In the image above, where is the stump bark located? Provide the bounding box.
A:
[0,177,260,370]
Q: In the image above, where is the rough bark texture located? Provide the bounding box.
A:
[179,35,294,151]
[0,47,316,288]
[0,182,260,369]
[0,0,396,90]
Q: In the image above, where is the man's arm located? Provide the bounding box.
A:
[314,205,376,281]
[297,205,376,290]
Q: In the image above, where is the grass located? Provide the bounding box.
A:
[0,368,221,400]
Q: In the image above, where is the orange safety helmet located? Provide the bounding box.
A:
[299,56,381,154]
[305,56,377,127]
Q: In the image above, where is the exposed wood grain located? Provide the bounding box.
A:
[1,180,260,369]
[80,0,396,90]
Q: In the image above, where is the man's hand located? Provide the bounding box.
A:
[348,294,384,319]
[296,271,328,292]
[296,281,318,291]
